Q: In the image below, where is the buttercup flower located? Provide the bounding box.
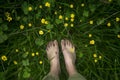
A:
[94,59,98,63]
[117,34,120,38]
[81,3,85,7]
[28,23,32,27]
[20,25,24,30]
[90,40,95,45]
[39,5,42,8]
[116,17,119,22]
[41,18,46,24]
[70,14,75,18]
[70,4,74,8]
[107,22,111,27]
[13,60,18,65]
[64,23,68,27]
[59,15,63,20]
[45,21,48,24]
[5,12,10,17]
[89,20,93,24]
[39,30,44,35]
[45,2,50,7]
[71,18,74,22]
[99,56,102,59]
[7,16,12,22]
[36,52,39,56]
[70,23,74,27]
[39,60,43,64]
[54,11,57,15]
[28,6,32,11]
[65,17,69,20]
[1,55,7,61]
[32,53,35,56]
[70,48,75,53]
[16,49,19,52]
[93,53,97,58]
[89,34,92,38]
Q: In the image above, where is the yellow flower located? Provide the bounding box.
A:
[64,23,68,27]
[20,25,24,30]
[36,52,39,56]
[13,60,18,65]
[108,0,112,2]
[39,30,44,35]
[54,11,57,15]
[65,17,69,20]
[28,6,32,11]
[70,23,74,27]
[1,55,7,61]
[45,21,48,24]
[41,18,46,24]
[70,48,75,53]
[117,34,120,38]
[93,53,97,58]
[70,14,75,18]
[116,17,119,22]
[89,20,93,24]
[28,23,32,27]
[71,18,74,22]
[39,5,42,8]
[94,59,98,63]
[59,15,63,20]
[81,3,85,7]
[99,56,102,59]
[16,49,19,52]
[32,53,35,56]
[80,20,82,22]
[48,30,51,32]
[70,4,74,8]
[7,16,12,22]
[89,34,92,38]
[107,22,111,27]
[39,60,43,64]
[45,2,50,7]
[59,6,62,9]
[90,40,95,45]
[5,12,10,17]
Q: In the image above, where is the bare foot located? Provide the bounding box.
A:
[61,39,78,76]
[46,40,60,77]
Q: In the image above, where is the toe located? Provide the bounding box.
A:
[54,40,58,47]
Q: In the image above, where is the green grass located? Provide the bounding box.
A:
[0,0,120,80]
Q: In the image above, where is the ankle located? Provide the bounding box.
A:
[66,61,78,76]
[50,60,60,75]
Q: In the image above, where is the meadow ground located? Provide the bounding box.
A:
[0,0,120,80]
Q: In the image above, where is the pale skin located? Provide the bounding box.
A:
[46,39,78,78]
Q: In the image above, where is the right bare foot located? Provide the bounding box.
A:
[61,39,78,76]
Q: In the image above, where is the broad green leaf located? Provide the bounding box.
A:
[35,11,41,19]
[55,19,63,24]
[46,24,53,29]
[83,10,89,17]
[23,71,30,78]
[89,5,96,13]
[79,53,83,58]
[0,18,3,23]
[22,52,28,58]
[96,18,105,25]
[22,16,27,23]
[21,1,28,15]
[22,59,29,66]
[1,24,8,31]
[35,38,44,46]
[0,34,8,43]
